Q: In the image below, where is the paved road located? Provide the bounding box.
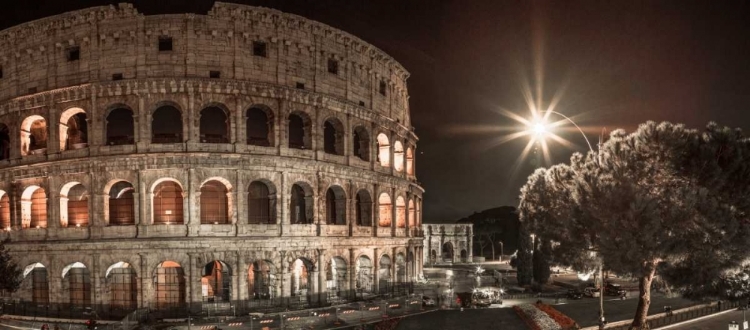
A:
[658,309,749,330]
[555,294,699,328]
[396,308,527,330]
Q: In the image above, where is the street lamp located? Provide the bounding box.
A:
[523,110,606,329]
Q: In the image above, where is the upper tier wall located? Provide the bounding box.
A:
[0,2,412,127]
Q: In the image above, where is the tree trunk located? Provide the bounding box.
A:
[629,261,657,330]
[490,242,495,260]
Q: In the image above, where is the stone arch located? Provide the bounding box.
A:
[62,262,91,307]
[378,255,392,293]
[325,185,347,225]
[246,105,274,146]
[151,179,184,225]
[0,123,10,160]
[21,185,47,229]
[201,260,232,302]
[105,261,137,311]
[106,180,135,226]
[288,111,312,149]
[378,192,392,228]
[442,242,454,262]
[355,190,372,226]
[60,181,89,228]
[23,263,49,304]
[248,260,276,299]
[0,190,9,229]
[408,200,415,229]
[248,180,276,224]
[396,196,406,228]
[460,249,468,262]
[393,141,404,172]
[153,261,186,310]
[152,104,183,143]
[352,125,370,161]
[199,104,230,143]
[323,117,345,155]
[20,115,48,156]
[430,250,437,264]
[406,147,414,175]
[376,133,390,167]
[200,178,231,224]
[327,256,348,298]
[290,182,314,224]
[290,257,314,297]
[395,253,406,283]
[105,105,135,146]
[355,255,372,294]
[59,107,88,151]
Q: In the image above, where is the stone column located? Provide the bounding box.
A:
[187,169,198,236]
[91,254,103,309]
[317,249,326,305]
[405,193,412,238]
[468,226,473,260]
[391,247,397,285]
[237,252,248,302]
[188,253,198,312]
[138,253,150,309]
[372,184,379,236]
[348,248,356,300]
[390,188,397,237]
[233,251,241,305]
[372,248,379,294]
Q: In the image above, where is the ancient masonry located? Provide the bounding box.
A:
[422,224,473,264]
[0,2,424,314]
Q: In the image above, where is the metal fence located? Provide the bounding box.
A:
[606,300,742,330]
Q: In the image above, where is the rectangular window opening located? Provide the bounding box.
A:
[253,41,267,57]
[0,66,4,79]
[28,87,37,94]
[209,71,221,79]
[67,47,80,62]
[379,80,387,96]
[158,36,173,52]
[327,58,339,75]
[112,73,123,81]
[296,82,305,90]
[359,101,366,107]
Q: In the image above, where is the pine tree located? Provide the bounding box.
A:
[516,226,533,286]
[533,239,552,284]
[0,238,21,293]
[519,121,750,330]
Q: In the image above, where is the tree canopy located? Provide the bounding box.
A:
[0,238,22,293]
[519,121,750,329]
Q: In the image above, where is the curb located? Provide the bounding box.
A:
[653,308,737,329]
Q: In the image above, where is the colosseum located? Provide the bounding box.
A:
[0,2,424,318]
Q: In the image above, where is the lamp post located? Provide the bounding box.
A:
[523,110,605,329]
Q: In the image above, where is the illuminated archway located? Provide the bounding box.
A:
[395,196,406,228]
[393,141,404,172]
[378,193,392,227]
[376,133,390,167]
[154,261,186,310]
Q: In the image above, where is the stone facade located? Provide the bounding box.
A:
[422,224,473,265]
[0,2,424,314]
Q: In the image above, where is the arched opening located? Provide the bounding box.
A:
[21,115,48,156]
[442,242,454,262]
[376,133,390,167]
[22,186,47,229]
[352,126,370,161]
[355,190,372,227]
[327,257,347,299]
[106,262,137,311]
[406,147,414,175]
[248,260,275,300]
[396,253,406,283]
[325,186,346,225]
[355,256,372,295]
[154,261,186,310]
[199,106,229,143]
[248,181,275,224]
[288,112,311,149]
[408,200,415,229]
[378,193,392,228]
[290,183,313,224]
[60,182,89,227]
[63,262,91,307]
[246,106,273,146]
[407,251,415,281]
[200,180,229,224]
[152,180,183,225]
[290,258,313,298]
[460,250,468,263]
[152,105,183,143]
[106,107,135,145]
[60,109,88,151]
[108,181,135,226]
[378,255,391,294]
[430,250,437,264]
[0,191,9,230]
[393,141,404,172]
[24,263,49,304]
[0,123,10,160]
[202,260,231,302]
[396,196,406,228]
[323,117,344,155]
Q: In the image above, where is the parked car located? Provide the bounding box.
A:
[583,287,600,298]
[566,289,583,300]
[422,296,436,306]
[605,283,627,296]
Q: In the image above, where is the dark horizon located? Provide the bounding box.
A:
[5,0,750,223]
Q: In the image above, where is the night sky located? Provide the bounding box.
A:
[5,1,750,223]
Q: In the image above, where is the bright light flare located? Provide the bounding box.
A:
[532,123,547,136]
